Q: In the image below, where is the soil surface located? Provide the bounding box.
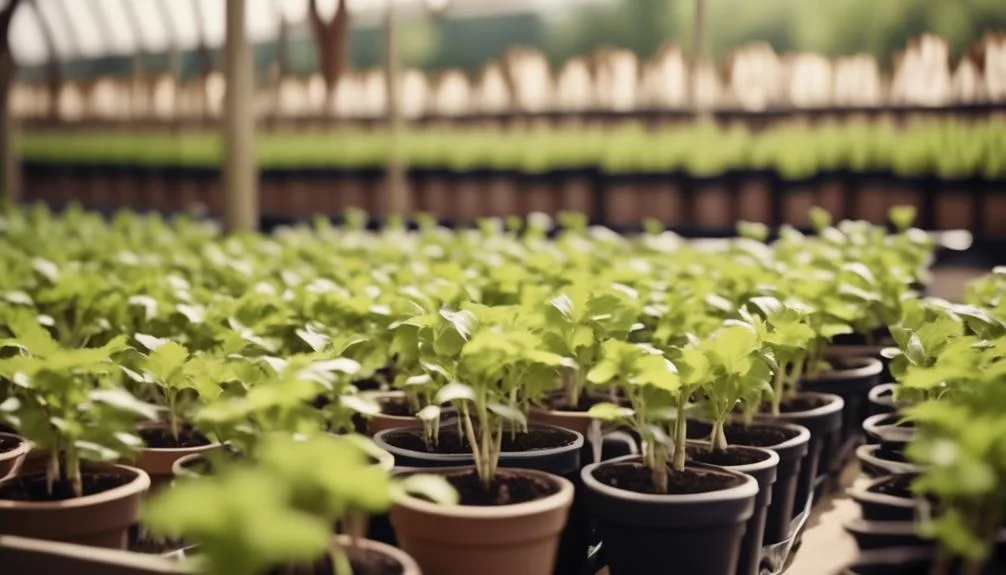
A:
[722,422,801,447]
[378,396,416,417]
[869,414,914,429]
[868,474,917,499]
[429,468,560,506]
[542,390,627,413]
[874,447,909,463]
[266,548,404,575]
[0,435,23,454]
[764,394,835,414]
[384,426,577,455]
[139,426,211,449]
[0,424,17,435]
[128,525,188,555]
[686,444,771,466]
[593,461,745,495]
[0,471,133,501]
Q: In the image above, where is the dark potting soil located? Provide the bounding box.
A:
[0,435,23,453]
[384,426,577,455]
[769,395,833,414]
[871,414,915,429]
[593,461,745,495]
[128,525,187,555]
[868,474,918,500]
[722,422,801,447]
[544,393,602,413]
[0,424,17,435]
[0,471,132,502]
[266,548,404,575]
[139,426,211,449]
[437,468,559,506]
[378,396,415,417]
[686,444,771,466]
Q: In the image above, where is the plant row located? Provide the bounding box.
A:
[20,119,1006,179]
[0,203,978,575]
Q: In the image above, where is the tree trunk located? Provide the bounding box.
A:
[223,0,258,232]
[309,0,351,116]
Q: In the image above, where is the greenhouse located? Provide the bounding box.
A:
[0,1,1006,575]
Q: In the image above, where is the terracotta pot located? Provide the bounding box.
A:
[390,466,574,575]
[363,391,424,436]
[19,444,50,476]
[0,433,29,480]
[527,407,593,438]
[0,463,150,549]
[127,423,222,492]
[334,534,423,575]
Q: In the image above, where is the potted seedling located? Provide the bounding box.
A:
[746,294,846,510]
[144,433,457,575]
[529,281,643,437]
[117,334,227,492]
[374,305,580,575]
[684,323,782,575]
[0,315,155,549]
[582,337,759,575]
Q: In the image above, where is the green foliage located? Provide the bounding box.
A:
[0,313,156,496]
[144,433,457,575]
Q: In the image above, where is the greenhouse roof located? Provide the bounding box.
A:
[8,0,604,67]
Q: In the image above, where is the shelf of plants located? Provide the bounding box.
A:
[0,202,1002,575]
[18,119,1006,238]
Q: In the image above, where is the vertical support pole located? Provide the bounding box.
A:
[223,0,258,232]
[384,1,409,218]
[691,0,710,118]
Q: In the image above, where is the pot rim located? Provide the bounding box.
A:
[581,454,759,504]
[0,433,30,462]
[757,391,845,420]
[134,421,222,454]
[171,452,207,478]
[867,382,899,404]
[807,356,883,381]
[373,423,585,462]
[863,412,915,440]
[391,465,574,519]
[855,444,920,474]
[718,418,812,451]
[848,473,918,509]
[332,534,422,575]
[0,463,150,510]
[684,439,780,474]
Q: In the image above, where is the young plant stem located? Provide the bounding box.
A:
[672,396,687,473]
[771,365,787,417]
[167,390,179,441]
[709,419,728,452]
[458,403,484,481]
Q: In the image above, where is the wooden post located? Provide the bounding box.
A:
[384,1,409,217]
[222,0,258,232]
[0,0,22,204]
[691,0,711,118]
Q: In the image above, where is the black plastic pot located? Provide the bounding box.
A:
[850,473,918,522]
[801,357,883,474]
[755,392,843,514]
[863,413,916,462]
[373,424,586,575]
[582,454,758,575]
[867,383,899,416]
[844,519,930,552]
[686,441,779,575]
[844,546,1006,575]
[687,419,809,546]
[855,444,919,478]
